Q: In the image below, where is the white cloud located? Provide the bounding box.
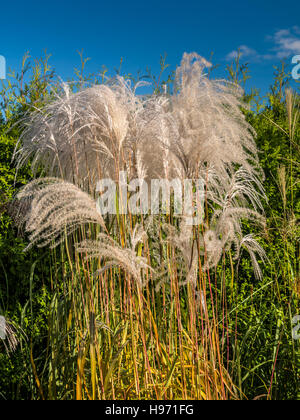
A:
[271,27,300,58]
[225,27,300,62]
[226,45,257,61]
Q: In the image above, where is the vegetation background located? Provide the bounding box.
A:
[0,52,299,400]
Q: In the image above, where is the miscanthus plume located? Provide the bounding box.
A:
[14,53,267,283]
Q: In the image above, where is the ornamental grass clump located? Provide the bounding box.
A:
[15,52,266,278]
[12,53,267,400]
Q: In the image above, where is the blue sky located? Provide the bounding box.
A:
[1,0,300,96]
